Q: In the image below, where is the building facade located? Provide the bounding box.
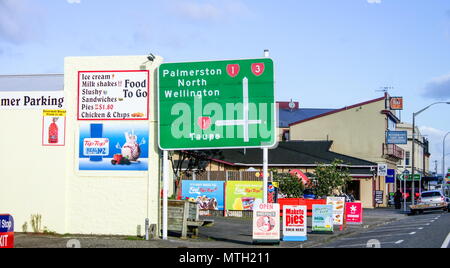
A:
[288,94,405,208]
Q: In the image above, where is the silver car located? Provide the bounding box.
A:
[419,191,446,206]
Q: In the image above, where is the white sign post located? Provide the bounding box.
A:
[162,150,169,240]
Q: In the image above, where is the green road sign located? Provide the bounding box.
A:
[397,174,421,181]
[158,58,277,150]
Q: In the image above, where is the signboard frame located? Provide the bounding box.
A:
[157,58,277,151]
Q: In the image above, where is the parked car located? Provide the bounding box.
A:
[410,190,449,215]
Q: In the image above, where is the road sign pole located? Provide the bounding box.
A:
[162,150,169,240]
[263,147,269,203]
[404,176,407,212]
[263,49,270,204]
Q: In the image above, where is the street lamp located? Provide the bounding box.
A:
[444,132,450,181]
[412,102,450,205]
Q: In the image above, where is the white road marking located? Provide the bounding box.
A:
[441,233,450,249]
[395,240,404,244]
[366,227,425,233]
[341,233,413,241]
[332,241,400,248]
[375,224,430,230]
[409,232,416,235]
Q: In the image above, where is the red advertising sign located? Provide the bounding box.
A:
[389,97,403,110]
[345,202,363,224]
[283,206,307,241]
[0,215,14,248]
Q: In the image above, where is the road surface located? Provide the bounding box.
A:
[320,211,450,248]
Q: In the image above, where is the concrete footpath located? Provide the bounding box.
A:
[13,208,407,248]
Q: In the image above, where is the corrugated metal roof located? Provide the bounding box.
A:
[0,74,64,92]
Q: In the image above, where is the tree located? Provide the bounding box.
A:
[273,172,305,198]
[169,150,223,198]
[313,160,352,198]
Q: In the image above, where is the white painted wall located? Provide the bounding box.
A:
[0,109,67,233]
[0,55,164,236]
[64,56,163,235]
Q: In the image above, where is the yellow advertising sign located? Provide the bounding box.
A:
[43,110,67,117]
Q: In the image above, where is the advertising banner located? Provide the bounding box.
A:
[225,181,264,211]
[253,203,280,243]
[389,97,404,110]
[181,181,225,211]
[345,202,363,224]
[79,122,149,171]
[312,205,334,233]
[326,197,346,225]
[0,91,65,110]
[0,215,14,249]
[42,110,66,146]
[283,205,307,242]
[78,70,150,120]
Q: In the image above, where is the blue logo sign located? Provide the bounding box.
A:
[386,131,408,145]
[0,215,14,233]
[386,169,396,183]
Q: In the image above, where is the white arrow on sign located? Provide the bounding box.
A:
[215,77,263,142]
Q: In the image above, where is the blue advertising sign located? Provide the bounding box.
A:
[0,215,14,233]
[386,131,408,145]
[181,181,225,210]
[79,123,149,171]
[386,169,396,183]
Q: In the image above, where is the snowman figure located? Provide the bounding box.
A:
[116,130,146,162]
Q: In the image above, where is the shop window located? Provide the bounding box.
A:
[405,151,411,166]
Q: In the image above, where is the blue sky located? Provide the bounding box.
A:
[1,0,450,173]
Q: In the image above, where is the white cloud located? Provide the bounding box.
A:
[67,0,81,4]
[367,0,382,4]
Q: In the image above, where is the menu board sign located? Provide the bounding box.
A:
[78,70,150,120]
